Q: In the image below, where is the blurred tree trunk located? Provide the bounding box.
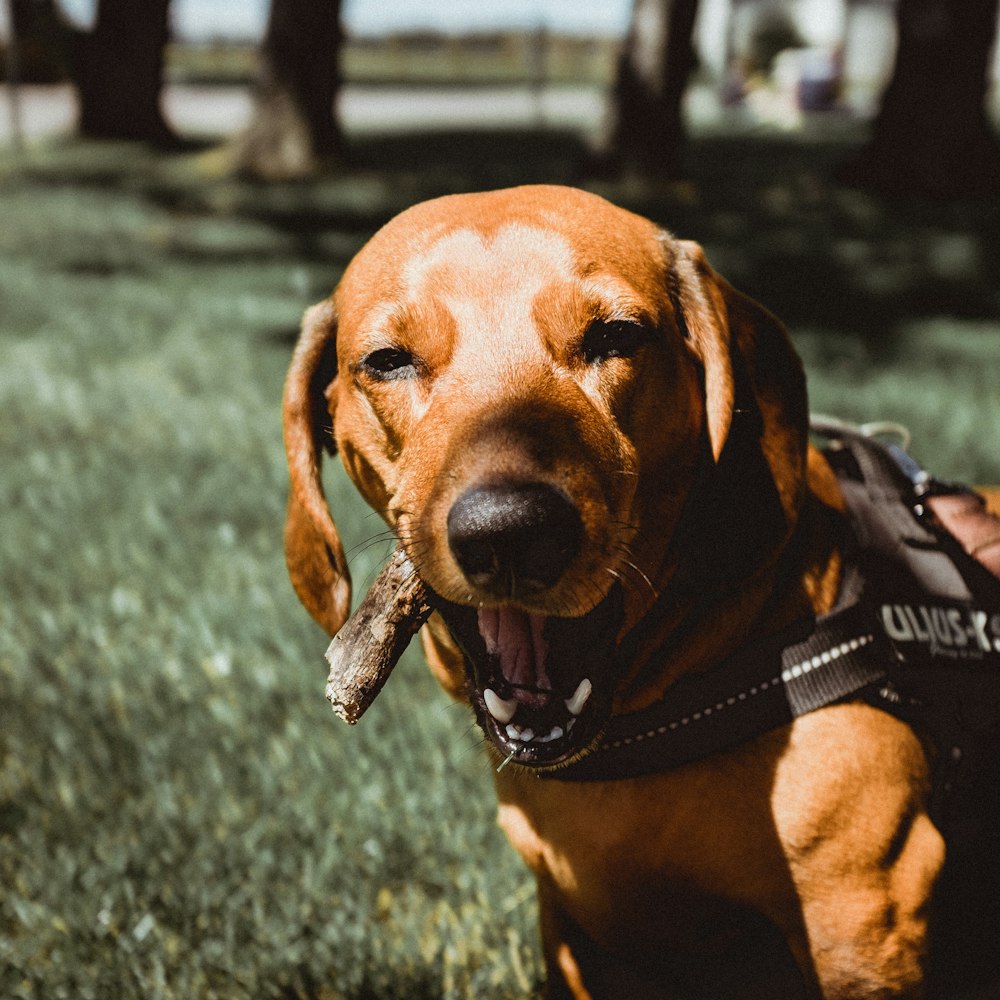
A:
[841,0,1000,196]
[230,0,344,179]
[72,0,177,145]
[9,0,72,83]
[589,0,700,178]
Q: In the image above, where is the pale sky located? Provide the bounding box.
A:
[52,0,633,40]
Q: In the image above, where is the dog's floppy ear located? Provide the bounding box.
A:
[283,298,352,635]
[670,240,736,463]
[672,239,809,559]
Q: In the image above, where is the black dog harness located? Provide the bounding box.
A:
[549,420,1000,831]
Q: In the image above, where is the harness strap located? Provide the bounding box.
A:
[547,600,888,781]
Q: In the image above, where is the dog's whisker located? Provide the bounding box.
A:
[604,566,636,598]
[615,557,658,602]
[610,518,642,533]
[346,534,398,561]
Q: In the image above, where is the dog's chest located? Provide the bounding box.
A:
[495,759,796,940]
[496,794,797,973]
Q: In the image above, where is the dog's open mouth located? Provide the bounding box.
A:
[437,588,624,769]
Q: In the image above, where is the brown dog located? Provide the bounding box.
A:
[283,186,1000,999]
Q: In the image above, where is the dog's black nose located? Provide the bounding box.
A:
[447,483,583,596]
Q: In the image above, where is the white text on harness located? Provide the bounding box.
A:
[880,603,1000,659]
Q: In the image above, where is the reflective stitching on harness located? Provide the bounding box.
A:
[603,675,781,749]
[782,634,874,683]
[601,634,875,752]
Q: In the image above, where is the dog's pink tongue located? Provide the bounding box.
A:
[478,607,551,705]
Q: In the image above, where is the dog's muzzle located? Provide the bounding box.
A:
[439,481,622,768]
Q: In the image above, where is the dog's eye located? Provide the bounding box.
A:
[359,347,417,381]
[581,320,647,364]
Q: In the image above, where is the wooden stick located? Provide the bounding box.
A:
[324,547,433,724]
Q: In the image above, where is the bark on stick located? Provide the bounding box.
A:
[324,548,433,724]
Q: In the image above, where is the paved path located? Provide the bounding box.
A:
[0,83,611,146]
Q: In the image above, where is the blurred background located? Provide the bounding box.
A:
[1,2,999,998]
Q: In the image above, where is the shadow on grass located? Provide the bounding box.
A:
[227,128,1000,355]
[614,134,1000,352]
[11,125,1000,358]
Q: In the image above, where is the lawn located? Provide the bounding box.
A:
[0,127,998,999]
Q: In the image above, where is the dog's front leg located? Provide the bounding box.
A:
[536,873,814,1000]
[537,873,599,1000]
[537,873,674,1000]
[772,707,947,999]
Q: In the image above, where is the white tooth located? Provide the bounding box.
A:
[564,678,593,717]
[519,728,535,743]
[541,726,564,743]
[485,688,518,724]
[506,724,522,740]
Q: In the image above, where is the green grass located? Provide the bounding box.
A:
[0,145,539,1000]
[0,131,998,999]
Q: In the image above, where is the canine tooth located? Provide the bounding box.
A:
[484,688,518,724]
[564,678,592,717]
[519,728,535,743]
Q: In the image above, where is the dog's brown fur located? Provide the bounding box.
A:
[283,185,999,999]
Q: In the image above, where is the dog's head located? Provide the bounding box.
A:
[284,185,808,769]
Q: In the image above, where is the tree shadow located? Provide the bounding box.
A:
[19,125,999,364]
[349,126,588,189]
[338,128,1000,361]
[603,133,1000,359]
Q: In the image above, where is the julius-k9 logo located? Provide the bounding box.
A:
[880,603,1000,661]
